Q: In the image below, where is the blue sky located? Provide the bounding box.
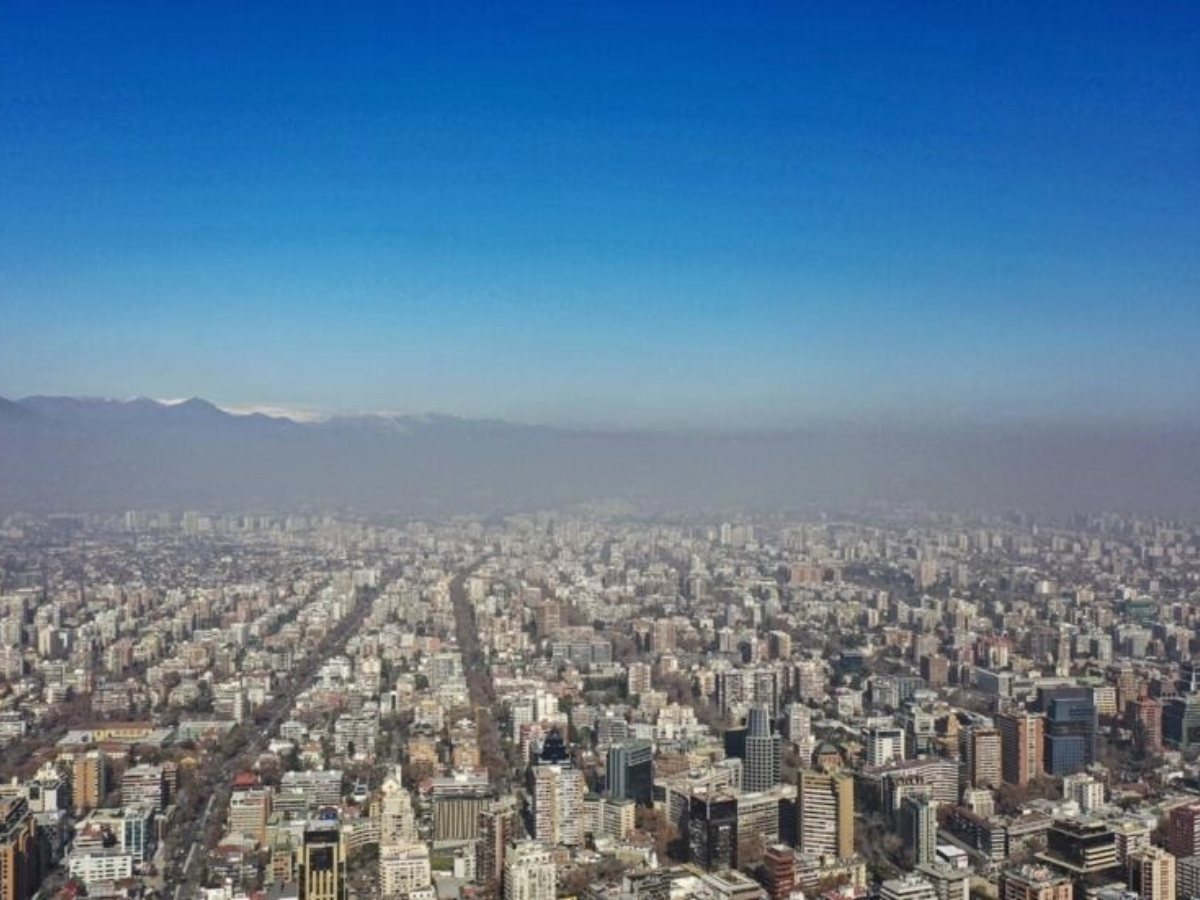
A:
[1,2,1198,428]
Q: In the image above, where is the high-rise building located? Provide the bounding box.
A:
[794,660,826,702]
[962,727,1002,789]
[867,726,906,768]
[1063,773,1105,814]
[744,707,782,793]
[902,709,938,757]
[920,654,950,688]
[1037,818,1119,876]
[796,769,854,859]
[533,601,560,639]
[1093,685,1118,720]
[1166,803,1200,858]
[1179,661,1200,695]
[228,775,272,845]
[1128,847,1176,900]
[377,771,417,844]
[531,764,584,847]
[121,764,165,813]
[1112,665,1140,716]
[25,763,69,815]
[504,841,556,900]
[879,758,960,811]
[716,670,748,718]
[752,668,781,714]
[1129,698,1163,754]
[601,797,637,840]
[652,619,676,654]
[0,798,39,900]
[786,704,814,753]
[71,750,107,812]
[899,796,937,868]
[763,844,796,900]
[627,662,653,697]
[688,790,739,872]
[1177,855,1200,900]
[431,771,493,843]
[475,798,518,899]
[1037,687,1097,775]
[1111,818,1152,865]
[995,712,1044,786]
[379,841,432,897]
[607,740,654,806]
[300,823,344,900]
[768,631,793,661]
[736,789,786,849]
[1163,693,1200,751]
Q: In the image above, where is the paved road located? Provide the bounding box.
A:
[449,559,507,783]
[165,585,378,898]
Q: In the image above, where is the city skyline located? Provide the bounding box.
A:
[3,3,1199,429]
[6,6,1200,899]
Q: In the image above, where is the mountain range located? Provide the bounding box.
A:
[2,395,1198,516]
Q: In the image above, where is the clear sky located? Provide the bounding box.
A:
[2,2,1198,429]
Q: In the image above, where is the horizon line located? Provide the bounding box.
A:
[5,391,1200,438]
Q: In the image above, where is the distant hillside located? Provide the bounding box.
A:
[1,395,1199,516]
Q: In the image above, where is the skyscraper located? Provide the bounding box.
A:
[744,707,782,792]
[962,727,1003,789]
[688,790,739,871]
[867,726,906,767]
[431,771,493,844]
[786,703,814,752]
[768,630,793,661]
[533,601,560,639]
[898,795,937,868]
[378,771,417,844]
[607,740,654,806]
[1130,698,1163,754]
[531,764,584,847]
[0,799,40,900]
[121,763,166,812]
[1163,693,1200,751]
[1037,687,1097,776]
[796,769,854,859]
[300,822,345,900]
[475,798,518,900]
[228,775,272,845]
[627,662,653,697]
[1128,847,1176,900]
[763,843,796,900]
[71,750,107,813]
[995,712,1044,786]
[1166,803,1200,858]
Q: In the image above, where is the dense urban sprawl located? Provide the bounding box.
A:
[2,509,1200,900]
